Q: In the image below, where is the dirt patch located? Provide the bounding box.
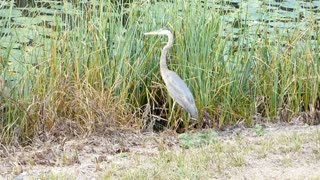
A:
[0,128,178,179]
[218,124,320,179]
[1,124,320,179]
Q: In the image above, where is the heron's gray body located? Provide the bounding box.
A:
[161,69,198,118]
[144,29,198,119]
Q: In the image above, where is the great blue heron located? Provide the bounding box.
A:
[144,29,198,120]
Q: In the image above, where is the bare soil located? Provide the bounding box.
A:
[1,123,320,179]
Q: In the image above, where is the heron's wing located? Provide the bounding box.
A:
[164,71,196,105]
[164,71,198,117]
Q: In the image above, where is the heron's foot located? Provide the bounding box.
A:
[188,118,199,129]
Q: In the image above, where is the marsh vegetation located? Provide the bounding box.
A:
[0,0,320,178]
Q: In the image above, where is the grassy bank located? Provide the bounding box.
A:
[0,0,319,144]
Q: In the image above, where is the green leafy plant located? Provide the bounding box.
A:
[178,130,218,149]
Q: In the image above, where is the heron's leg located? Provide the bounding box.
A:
[168,101,176,122]
[188,113,198,128]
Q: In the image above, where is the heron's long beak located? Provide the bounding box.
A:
[144,31,158,35]
[144,29,164,35]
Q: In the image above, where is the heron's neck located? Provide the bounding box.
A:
[160,33,173,75]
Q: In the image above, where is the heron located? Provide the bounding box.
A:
[144,29,198,121]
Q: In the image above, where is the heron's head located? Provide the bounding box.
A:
[144,29,172,36]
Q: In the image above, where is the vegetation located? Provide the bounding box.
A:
[0,0,319,144]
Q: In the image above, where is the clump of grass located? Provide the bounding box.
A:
[277,132,303,153]
[227,151,246,167]
[256,139,274,159]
